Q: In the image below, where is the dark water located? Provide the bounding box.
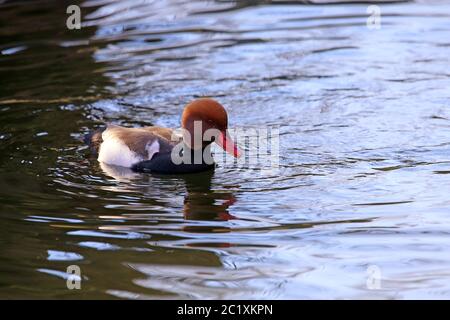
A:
[1,0,450,299]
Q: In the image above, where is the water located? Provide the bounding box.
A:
[1,0,450,299]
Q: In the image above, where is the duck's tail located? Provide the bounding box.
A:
[84,127,106,156]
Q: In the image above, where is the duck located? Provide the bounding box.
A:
[86,98,241,174]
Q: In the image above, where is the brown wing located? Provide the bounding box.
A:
[103,125,174,158]
[142,126,181,143]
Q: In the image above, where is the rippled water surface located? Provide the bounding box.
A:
[1,0,450,299]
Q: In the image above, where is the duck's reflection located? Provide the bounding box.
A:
[99,163,237,222]
[181,170,236,222]
[100,162,141,181]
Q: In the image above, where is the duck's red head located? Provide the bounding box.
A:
[181,98,240,158]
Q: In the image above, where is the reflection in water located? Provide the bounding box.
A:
[100,163,237,222]
[100,162,141,181]
[1,0,450,299]
[182,171,237,222]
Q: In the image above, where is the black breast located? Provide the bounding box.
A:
[131,148,215,174]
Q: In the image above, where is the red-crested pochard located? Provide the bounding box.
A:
[86,98,240,174]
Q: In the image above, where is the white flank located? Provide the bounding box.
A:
[98,130,143,168]
[146,140,160,160]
